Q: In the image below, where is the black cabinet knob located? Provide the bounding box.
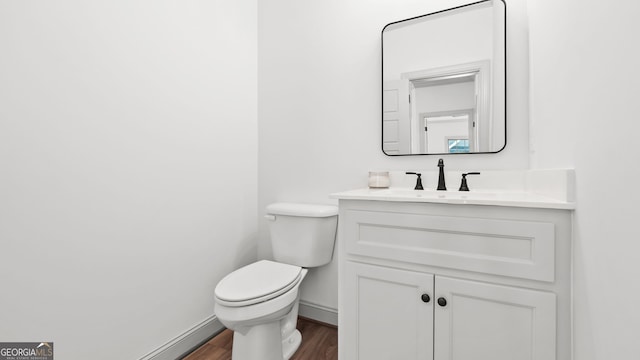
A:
[437,297,447,307]
[421,294,430,303]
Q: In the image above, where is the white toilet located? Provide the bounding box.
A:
[214,203,339,360]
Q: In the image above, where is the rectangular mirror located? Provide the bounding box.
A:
[382,0,506,155]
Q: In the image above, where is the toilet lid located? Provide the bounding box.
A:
[215,260,302,306]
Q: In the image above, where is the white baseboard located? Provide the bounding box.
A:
[298,300,338,326]
[138,315,225,360]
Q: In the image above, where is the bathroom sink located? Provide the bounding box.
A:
[331,188,500,203]
[331,187,574,209]
[372,188,498,201]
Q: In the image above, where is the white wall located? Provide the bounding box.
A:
[258,0,530,313]
[383,4,494,81]
[417,81,476,113]
[0,1,257,359]
[528,0,640,358]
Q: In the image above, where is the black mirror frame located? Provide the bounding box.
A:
[381,0,507,156]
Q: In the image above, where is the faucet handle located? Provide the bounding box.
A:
[405,172,424,190]
[459,172,481,191]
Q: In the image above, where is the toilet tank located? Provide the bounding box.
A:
[266,203,339,267]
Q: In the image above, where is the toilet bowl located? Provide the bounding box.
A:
[215,260,308,360]
[213,203,338,360]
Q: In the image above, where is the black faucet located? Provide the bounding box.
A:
[405,172,424,190]
[459,172,481,191]
[437,159,446,191]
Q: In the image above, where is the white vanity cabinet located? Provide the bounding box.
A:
[343,262,435,359]
[336,199,573,360]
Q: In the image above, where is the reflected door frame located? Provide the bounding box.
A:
[419,109,476,153]
[403,60,490,153]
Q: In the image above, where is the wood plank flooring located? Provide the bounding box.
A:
[182,317,337,360]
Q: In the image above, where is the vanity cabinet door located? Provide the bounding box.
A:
[343,262,434,360]
[433,276,557,360]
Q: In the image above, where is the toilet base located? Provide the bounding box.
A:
[282,329,302,359]
[232,321,283,360]
[229,304,302,360]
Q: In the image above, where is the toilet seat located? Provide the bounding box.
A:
[215,260,302,307]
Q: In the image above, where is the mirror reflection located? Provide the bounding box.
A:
[382,0,506,155]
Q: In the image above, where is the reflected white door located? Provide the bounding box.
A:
[383,80,410,154]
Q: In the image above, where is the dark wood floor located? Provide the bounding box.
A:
[182,317,337,360]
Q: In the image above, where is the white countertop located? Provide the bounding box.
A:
[330,187,575,210]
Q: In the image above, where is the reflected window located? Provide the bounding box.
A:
[448,138,470,153]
